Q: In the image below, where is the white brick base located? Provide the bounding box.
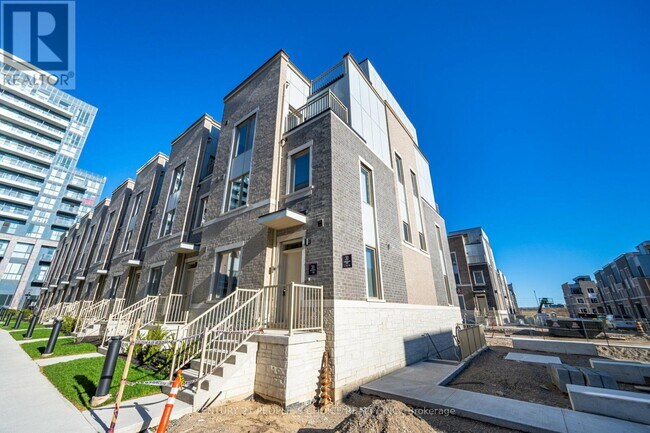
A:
[327,300,461,400]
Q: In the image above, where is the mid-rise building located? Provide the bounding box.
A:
[447,227,516,324]
[42,51,461,407]
[561,275,605,317]
[0,50,104,308]
[594,241,650,320]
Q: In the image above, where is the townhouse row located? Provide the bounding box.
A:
[40,50,462,405]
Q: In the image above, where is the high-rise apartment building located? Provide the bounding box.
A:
[447,227,517,324]
[0,50,105,308]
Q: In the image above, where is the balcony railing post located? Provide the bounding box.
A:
[288,283,295,335]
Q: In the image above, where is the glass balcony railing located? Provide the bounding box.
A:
[0,119,60,149]
[0,202,31,216]
[0,90,69,127]
[0,153,48,175]
[0,187,37,202]
[0,135,55,162]
[0,106,65,139]
[58,202,78,213]
[0,169,42,188]
[53,216,75,227]
[64,189,84,201]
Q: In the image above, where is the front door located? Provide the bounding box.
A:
[179,261,197,296]
[277,240,304,325]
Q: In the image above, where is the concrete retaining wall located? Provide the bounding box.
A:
[568,384,650,425]
[589,359,650,385]
[512,338,598,355]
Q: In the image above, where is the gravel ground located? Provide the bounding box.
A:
[166,392,522,433]
[448,345,602,408]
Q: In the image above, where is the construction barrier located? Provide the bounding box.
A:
[156,371,183,433]
[456,324,486,359]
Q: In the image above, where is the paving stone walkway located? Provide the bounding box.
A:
[0,329,97,432]
[35,351,103,366]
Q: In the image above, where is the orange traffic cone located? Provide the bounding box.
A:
[156,370,183,433]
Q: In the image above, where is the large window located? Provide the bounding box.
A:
[161,209,175,236]
[121,230,133,252]
[213,249,240,298]
[473,270,485,286]
[360,165,373,205]
[395,154,411,243]
[227,174,249,211]
[289,148,310,193]
[235,116,256,156]
[171,164,185,194]
[109,276,121,298]
[13,242,33,259]
[147,267,162,296]
[365,246,379,298]
[195,196,209,227]
[411,171,426,251]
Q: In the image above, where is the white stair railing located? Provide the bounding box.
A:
[196,290,264,389]
[75,299,110,334]
[58,300,82,318]
[102,296,159,346]
[40,302,63,323]
[163,294,187,324]
[169,289,257,375]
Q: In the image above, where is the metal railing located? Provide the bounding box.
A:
[102,295,159,346]
[163,294,187,324]
[74,298,110,335]
[262,283,323,334]
[311,60,345,94]
[195,291,264,389]
[64,189,84,201]
[58,202,78,213]
[59,300,83,318]
[111,298,125,314]
[169,289,258,374]
[286,90,348,131]
[0,186,37,202]
[40,302,63,323]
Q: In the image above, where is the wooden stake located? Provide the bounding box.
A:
[319,349,332,411]
[108,319,141,433]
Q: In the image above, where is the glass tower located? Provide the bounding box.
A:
[0,50,105,308]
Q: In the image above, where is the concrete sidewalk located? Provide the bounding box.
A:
[0,329,97,433]
[360,360,650,433]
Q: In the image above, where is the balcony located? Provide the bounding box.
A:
[0,169,42,192]
[57,202,78,214]
[311,61,345,94]
[52,216,75,227]
[0,135,54,164]
[0,106,65,140]
[0,202,31,220]
[0,91,69,129]
[0,154,48,178]
[0,187,37,206]
[63,189,84,202]
[285,90,348,132]
[0,119,60,151]
[1,86,72,119]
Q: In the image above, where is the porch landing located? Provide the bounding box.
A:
[359,360,649,433]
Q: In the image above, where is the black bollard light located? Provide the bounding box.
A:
[0,307,6,321]
[12,310,24,329]
[4,313,13,327]
[91,336,122,406]
[43,318,62,357]
[24,314,39,339]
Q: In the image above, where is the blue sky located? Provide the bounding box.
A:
[69,0,649,307]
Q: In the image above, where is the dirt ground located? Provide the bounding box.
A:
[166,392,522,433]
